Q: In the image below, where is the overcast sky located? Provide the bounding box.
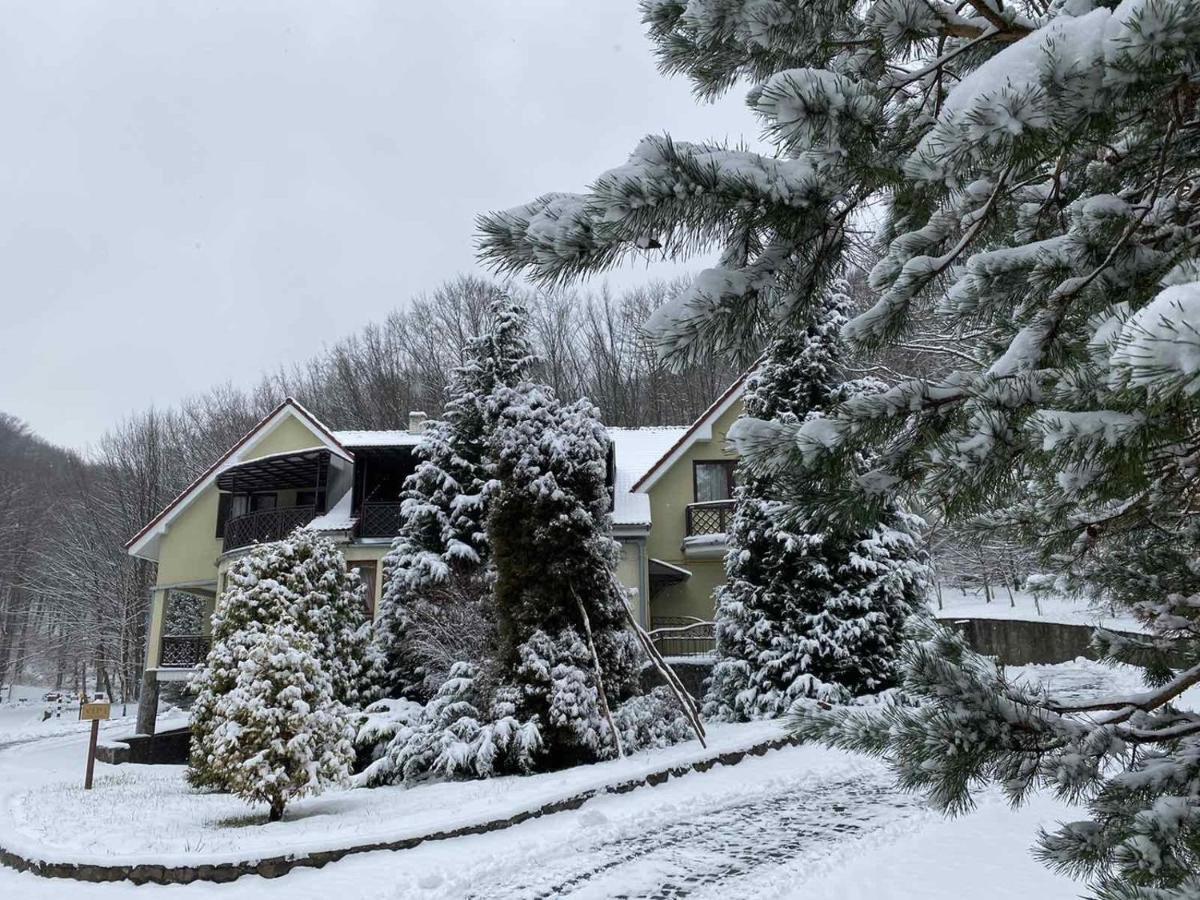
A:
[0,1,758,451]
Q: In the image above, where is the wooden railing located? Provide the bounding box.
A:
[649,617,716,658]
[357,501,405,538]
[685,500,735,536]
[159,634,211,668]
[222,506,317,552]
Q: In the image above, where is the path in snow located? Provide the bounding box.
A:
[452,770,924,900]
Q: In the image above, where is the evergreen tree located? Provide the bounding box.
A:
[487,383,643,766]
[189,528,367,790]
[479,1,1200,895]
[200,619,355,821]
[376,296,536,697]
[706,289,927,720]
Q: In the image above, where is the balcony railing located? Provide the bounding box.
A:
[223,505,317,552]
[357,501,405,538]
[685,500,735,536]
[649,617,716,658]
[159,634,211,668]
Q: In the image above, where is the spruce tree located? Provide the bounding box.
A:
[487,382,643,767]
[480,1,1200,896]
[189,528,367,790]
[376,296,536,697]
[706,288,927,720]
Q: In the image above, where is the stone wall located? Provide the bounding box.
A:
[940,616,1131,666]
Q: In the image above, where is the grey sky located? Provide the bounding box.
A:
[0,1,757,450]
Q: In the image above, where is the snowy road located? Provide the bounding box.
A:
[455,771,923,900]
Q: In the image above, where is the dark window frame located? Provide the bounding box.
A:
[692,459,737,503]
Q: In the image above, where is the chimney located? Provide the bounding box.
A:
[408,411,428,434]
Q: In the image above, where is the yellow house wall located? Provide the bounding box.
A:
[644,399,743,622]
[243,416,327,461]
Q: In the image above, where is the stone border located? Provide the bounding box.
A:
[0,734,799,885]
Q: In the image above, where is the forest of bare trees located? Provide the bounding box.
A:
[0,275,743,701]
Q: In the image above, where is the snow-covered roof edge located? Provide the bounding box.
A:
[125,399,351,561]
[629,373,750,494]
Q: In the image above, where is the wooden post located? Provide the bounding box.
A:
[79,700,111,789]
[84,718,100,790]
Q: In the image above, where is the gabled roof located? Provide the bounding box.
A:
[125,398,351,561]
[629,372,749,494]
[609,427,689,527]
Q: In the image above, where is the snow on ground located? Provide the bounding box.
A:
[0,686,182,751]
[0,658,1174,898]
[932,586,1146,632]
[1,718,786,867]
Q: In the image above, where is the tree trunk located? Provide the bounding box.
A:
[268,797,285,822]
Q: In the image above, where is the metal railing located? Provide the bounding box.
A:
[222,505,317,552]
[159,634,211,668]
[357,501,405,538]
[649,616,716,658]
[685,500,735,536]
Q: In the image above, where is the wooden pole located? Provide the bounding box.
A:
[573,590,624,759]
[84,718,100,789]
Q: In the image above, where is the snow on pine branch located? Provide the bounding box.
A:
[1111,277,1200,398]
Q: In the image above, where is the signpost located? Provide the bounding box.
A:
[79,699,111,789]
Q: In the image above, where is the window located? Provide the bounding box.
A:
[250,492,277,512]
[693,460,736,503]
[296,490,325,510]
[350,561,377,618]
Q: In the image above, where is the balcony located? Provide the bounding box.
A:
[356,501,405,538]
[159,634,211,669]
[685,500,735,536]
[682,500,734,559]
[222,505,317,553]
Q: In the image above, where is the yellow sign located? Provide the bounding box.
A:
[79,702,111,722]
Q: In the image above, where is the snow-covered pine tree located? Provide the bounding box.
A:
[376,296,536,697]
[189,528,367,789]
[479,1,1200,894]
[201,620,355,821]
[706,287,927,720]
[487,383,643,767]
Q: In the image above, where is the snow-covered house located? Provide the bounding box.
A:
[126,378,745,696]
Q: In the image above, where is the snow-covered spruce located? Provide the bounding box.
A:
[189,528,368,796]
[199,620,355,821]
[375,294,535,699]
[487,383,646,768]
[479,0,1200,894]
[708,289,928,721]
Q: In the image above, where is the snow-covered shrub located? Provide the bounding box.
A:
[352,696,425,774]
[354,663,541,786]
[376,295,535,698]
[202,620,355,821]
[189,528,368,793]
[613,686,693,752]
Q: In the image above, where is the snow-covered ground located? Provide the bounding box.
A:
[0,658,1181,898]
[932,586,1146,632]
[0,685,175,750]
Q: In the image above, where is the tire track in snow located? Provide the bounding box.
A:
[461,771,925,900]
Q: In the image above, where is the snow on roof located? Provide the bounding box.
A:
[608,427,689,527]
[331,430,424,448]
[307,490,357,532]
